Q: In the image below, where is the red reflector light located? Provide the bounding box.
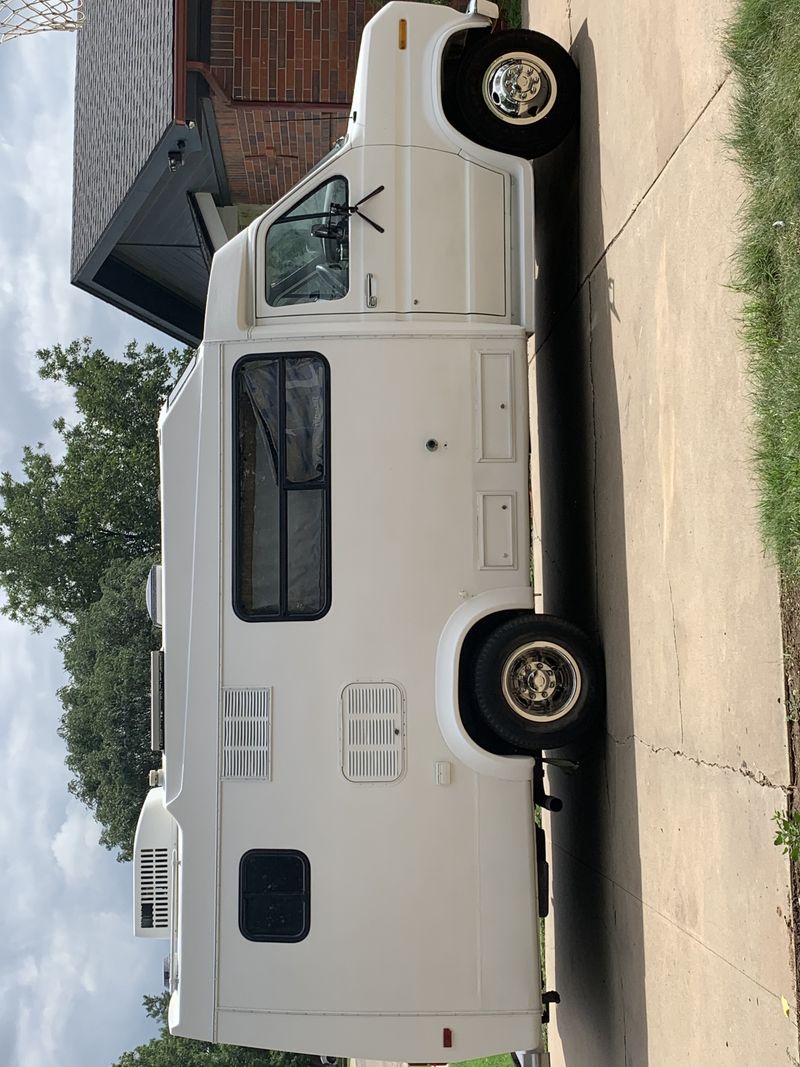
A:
[443,1028,453,1048]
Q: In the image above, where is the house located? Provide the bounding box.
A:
[71,0,379,344]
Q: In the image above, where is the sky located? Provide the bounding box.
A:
[0,27,177,1067]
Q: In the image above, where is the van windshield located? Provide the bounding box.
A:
[265,177,349,307]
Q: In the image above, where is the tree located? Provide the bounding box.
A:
[57,555,161,860]
[0,338,191,630]
[113,1037,312,1067]
[112,994,313,1067]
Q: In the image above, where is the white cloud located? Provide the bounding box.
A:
[51,806,102,885]
[11,915,162,1067]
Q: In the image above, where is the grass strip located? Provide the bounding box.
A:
[451,1055,517,1067]
[724,0,800,573]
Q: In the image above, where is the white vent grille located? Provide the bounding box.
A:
[341,683,405,782]
[222,688,271,779]
[139,847,169,930]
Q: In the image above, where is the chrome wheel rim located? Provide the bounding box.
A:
[501,641,581,723]
[481,52,557,126]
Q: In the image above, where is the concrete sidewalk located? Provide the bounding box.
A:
[526,1,798,1063]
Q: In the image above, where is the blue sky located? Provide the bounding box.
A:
[0,27,175,1067]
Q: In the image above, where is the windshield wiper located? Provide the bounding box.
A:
[330,185,385,234]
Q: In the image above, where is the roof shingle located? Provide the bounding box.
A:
[71,0,174,277]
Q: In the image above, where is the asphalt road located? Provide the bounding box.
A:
[526,1,798,1063]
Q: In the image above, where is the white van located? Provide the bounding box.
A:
[134,2,599,1062]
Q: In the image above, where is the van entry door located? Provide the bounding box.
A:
[355,146,508,318]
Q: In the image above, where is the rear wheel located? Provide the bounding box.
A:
[455,30,579,158]
[471,613,601,750]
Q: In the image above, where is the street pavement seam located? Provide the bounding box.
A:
[536,71,734,361]
[551,838,788,1003]
[580,71,732,292]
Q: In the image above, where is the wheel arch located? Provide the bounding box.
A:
[434,587,536,780]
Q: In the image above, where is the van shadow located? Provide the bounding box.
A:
[532,21,649,1067]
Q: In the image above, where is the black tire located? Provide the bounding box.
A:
[471,613,601,751]
[455,30,579,159]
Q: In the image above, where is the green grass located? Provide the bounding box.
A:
[451,1056,517,1067]
[725,0,800,575]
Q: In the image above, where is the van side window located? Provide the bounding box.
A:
[235,354,330,621]
[239,850,310,942]
[266,177,349,307]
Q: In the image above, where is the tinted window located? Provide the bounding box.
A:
[235,354,330,621]
[237,361,280,615]
[239,850,310,942]
[266,177,349,307]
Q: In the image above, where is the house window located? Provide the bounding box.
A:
[265,177,349,307]
[234,353,330,621]
[239,850,311,942]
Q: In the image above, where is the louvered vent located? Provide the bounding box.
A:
[139,847,169,930]
[341,683,405,782]
[222,688,271,779]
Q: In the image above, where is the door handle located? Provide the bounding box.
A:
[365,273,378,308]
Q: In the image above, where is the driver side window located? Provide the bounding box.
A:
[265,177,349,307]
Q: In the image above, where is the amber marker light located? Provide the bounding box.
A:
[398,18,407,49]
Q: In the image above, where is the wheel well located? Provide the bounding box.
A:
[440,27,491,141]
[457,609,531,756]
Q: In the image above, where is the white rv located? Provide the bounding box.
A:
[134,1,599,1062]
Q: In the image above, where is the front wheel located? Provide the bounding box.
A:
[471,613,601,750]
[455,30,579,158]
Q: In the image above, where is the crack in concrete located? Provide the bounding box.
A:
[608,730,787,791]
[667,575,685,746]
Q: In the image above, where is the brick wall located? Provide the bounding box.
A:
[209,0,380,207]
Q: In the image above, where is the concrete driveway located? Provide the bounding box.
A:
[526,1,798,1063]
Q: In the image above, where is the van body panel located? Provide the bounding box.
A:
[215,1008,541,1063]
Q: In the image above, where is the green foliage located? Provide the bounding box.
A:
[114,994,313,1067]
[0,338,191,630]
[724,1,800,574]
[774,809,800,862]
[112,1035,301,1067]
[497,0,521,27]
[57,555,161,861]
[143,991,171,1027]
[451,1057,516,1067]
